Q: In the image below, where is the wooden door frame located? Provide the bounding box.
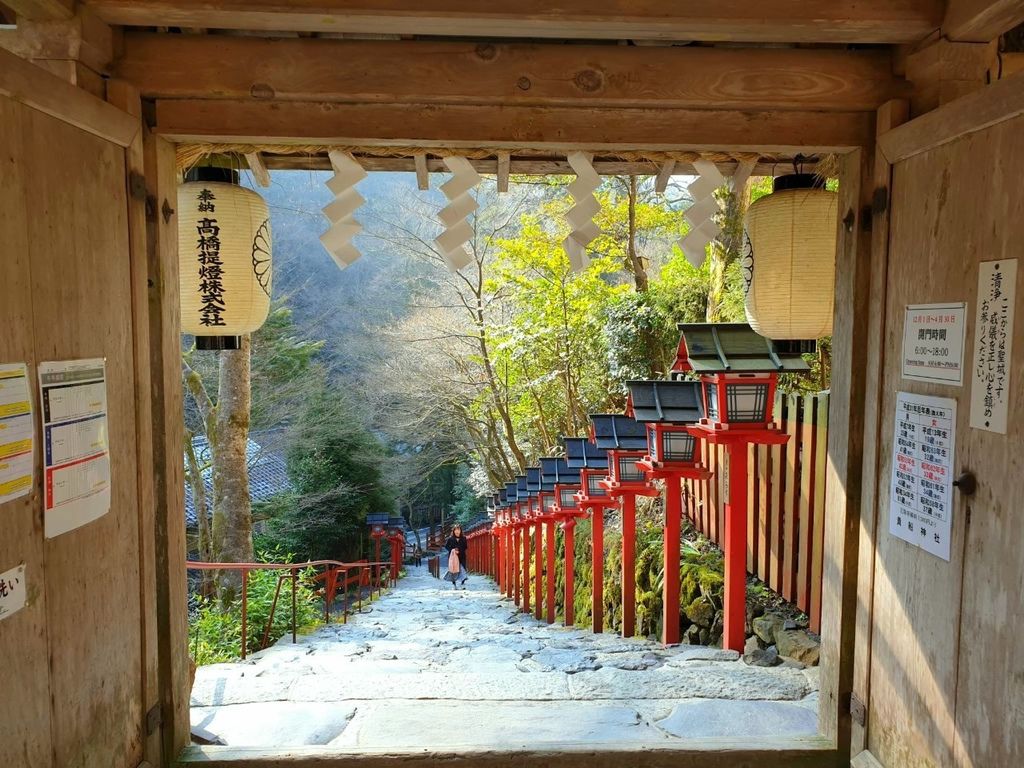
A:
[134,106,878,767]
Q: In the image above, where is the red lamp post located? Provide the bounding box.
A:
[565,438,615,633]
[673,323,810,651]
[367,513,389,587]
[514,475,531,614]
[551,474,586,627]
[591,414,658,639]
[538,458,564,624]
[386,517,405,581]
[526,467,545,620]
[626,380,710,645]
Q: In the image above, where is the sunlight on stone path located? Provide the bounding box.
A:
[191,566,819,749]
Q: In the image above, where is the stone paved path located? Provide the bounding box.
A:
[191,565,819,749]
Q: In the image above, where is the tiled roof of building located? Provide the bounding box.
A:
[183,433,293,528]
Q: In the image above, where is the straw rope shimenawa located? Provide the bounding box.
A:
[176,143,821,175]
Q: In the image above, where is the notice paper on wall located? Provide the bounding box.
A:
[0,563,27,622]
[0,363,34,505]
[38,359,111,538]
[901,303,967,385]
[970,259,1017,434]
[889,391,956,561]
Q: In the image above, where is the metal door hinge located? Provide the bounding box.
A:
[849,692,866,726]
[145,703,162,735]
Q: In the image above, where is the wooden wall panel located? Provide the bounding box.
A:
[0,97,53,768]
[867,112,1024,768]
[0,94,144,767]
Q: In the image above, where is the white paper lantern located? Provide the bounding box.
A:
[743,175,837,340]
[178,169,272,349]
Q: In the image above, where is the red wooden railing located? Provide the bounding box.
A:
[683,392,829,631]
[187,559,394,659]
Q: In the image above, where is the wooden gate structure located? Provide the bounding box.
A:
[1,3,1024,768]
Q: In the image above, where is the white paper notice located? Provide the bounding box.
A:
[902,304,967,385]
[38,360,111,538]
[0,363,34,505]
[970,259,1017,434]
[889,392,956,561]
[0,563,27,622]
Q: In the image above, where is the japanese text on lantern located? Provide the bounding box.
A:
[889,392,955,561]
[970,259,1017,434]
[195,188,226,327]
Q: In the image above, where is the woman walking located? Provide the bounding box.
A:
[444,525,469,589]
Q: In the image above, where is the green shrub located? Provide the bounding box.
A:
[190,551,323,665]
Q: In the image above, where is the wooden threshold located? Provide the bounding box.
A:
[177,737,838,768]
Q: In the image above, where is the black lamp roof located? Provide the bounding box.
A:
[366,512,389,526]
[516,476,529,498]
[540,456,581,488]
[526,466,542,494]
[675,322,811,374]
[564,437,609,469]
[505,481,519,502]
[589,414,648,451]
[626,380,704,424]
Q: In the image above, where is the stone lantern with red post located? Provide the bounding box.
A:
[503,480,522,604]
[549,458,585,627]
[625,379,710,645]
[526,467,545,619]
[387,516,406,582]
[564,437,614,633]
[590,414,659,639]
[673,323,809,652]
[537,458,563,624]
[366,512,389,587]
[514,474,532,614]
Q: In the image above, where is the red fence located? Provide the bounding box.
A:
[683,392,829,631]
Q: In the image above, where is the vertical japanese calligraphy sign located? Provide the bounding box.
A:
[970,259,1017,434]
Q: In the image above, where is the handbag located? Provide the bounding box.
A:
[448,548,460,573]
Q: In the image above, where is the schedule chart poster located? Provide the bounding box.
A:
[38,359,111,538]
[0,363,34,505]
[889,391,956,561]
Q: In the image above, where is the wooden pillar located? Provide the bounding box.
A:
[563,520,576,626]
[545,519,556,624]
[534,521,543,619]
[505,527,512,596]
[591,507,604,633]
[663,474,682,645]
[621,493,636,638]
[512,526,520,602]
[723,443,749,652]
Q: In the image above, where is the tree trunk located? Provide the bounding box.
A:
[706,180,750,322]
[212,334,255,603]
[626,176,650,292]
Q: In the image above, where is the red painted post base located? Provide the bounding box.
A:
[521,524,531,614]
[534,522,543,620]
[545,520,556,624]
[723,443,749,652]
[591,507,604,633]
[663,475,682,645]
[563,520,576,627]
[621,493,636,638]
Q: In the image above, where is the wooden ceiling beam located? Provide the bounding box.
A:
[86,0,942,44]
[259,154,796,177]
[6,0,74,21]
[943,0,1024,42]
[153,99,873,153]
[116,34,907,113]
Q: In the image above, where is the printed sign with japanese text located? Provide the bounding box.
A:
[0,563,27,622]
[889,392,956,561]
[970,259,1017,434]
[901,303,966,385]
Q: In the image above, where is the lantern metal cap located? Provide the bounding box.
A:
[540,456,581,487]
[673,323,811,375]
[504,481,519,502]
[366,512,389,526]
[526,466,542,495]
[589,414,648,451]
[625,380,704,424]
[563,437,609,470]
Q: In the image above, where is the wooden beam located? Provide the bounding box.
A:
[879,67,1024,162]
[905,37,996,115]
[0,46,137,145]
[496,150,510,193]
[0,5,114,73]
[413,152,429,190]
[4,0,74,21]
[89,0,941,44]
[116,34,908,113]
[154,100,874,153]
[244,150,271,186]
[261,154,788,177]
[819,145,872,762]
[944,0,1024,42]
